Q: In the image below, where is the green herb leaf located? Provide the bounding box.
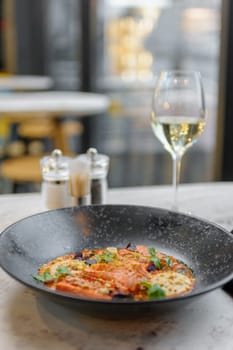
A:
[55,266,71,276]
[164,257,173,267]
[150,257,162,269]
[147,284,166,299]
[148,247,156,257]
[97,251,116,263]
[141,281,151,289]
[33,270,54,283]
[95,255,101,263]
[141,282,166,299]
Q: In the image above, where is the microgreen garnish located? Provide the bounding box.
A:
[150,257,162,269]
[148,247,163,269]
[96,251,116,263]
[33,266,71,284]
[55,266,71,277]
[33,270,54,283]
[164,257,173,267]
[141,282,166,299]
[149,247,156,257]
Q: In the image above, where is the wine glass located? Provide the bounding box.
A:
[151,70,206,210]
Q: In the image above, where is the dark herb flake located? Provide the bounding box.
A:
[112,292,134,300]
[73,251,83,260]
[176,267,186,275]
[126,242,137,251]
[147,261,156,272]
[84,259,97,265]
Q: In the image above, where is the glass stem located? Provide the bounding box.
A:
[172,154,182,211]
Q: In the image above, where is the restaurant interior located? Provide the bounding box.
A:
[0,2,233,348]
[0,0,231,194]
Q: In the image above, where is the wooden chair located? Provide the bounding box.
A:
[0,118,83,192]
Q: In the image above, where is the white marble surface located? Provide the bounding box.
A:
[0,182,233,350]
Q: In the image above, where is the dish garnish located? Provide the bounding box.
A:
[33,244,195,301]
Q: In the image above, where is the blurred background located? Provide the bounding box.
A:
[0,0,232,193]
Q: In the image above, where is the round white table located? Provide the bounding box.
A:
[0,182,232,350]
[0,75,53,91]
[0,91,110,152]
[0,91,110,116]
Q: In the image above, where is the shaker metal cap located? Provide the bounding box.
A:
[86,147,110,179]
[40,149,70,181]
[85,147,109,166]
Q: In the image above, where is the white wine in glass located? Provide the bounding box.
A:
[151,71,206,210]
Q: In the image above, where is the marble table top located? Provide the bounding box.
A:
[0,182,232,350]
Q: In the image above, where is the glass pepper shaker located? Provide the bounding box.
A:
[87,147,110,204]
[78,148,110,204]
[40,149,72,209]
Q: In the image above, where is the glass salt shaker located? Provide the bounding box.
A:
[40,149,72,209]
[86,147,110,204]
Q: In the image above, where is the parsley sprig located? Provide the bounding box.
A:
[55,266,71,278]
[150,257,162,269]
[148,247,173,269]
[148,246,162,270]
[33,270,54,283]
[148,247,156,257]
[96,251,117,263]
[164,256,173,267]
[141,281,166,299]
[33,265,71,283]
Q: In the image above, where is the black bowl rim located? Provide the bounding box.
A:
[0,204,233,305]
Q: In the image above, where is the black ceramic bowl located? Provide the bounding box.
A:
[0,205,233,316]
